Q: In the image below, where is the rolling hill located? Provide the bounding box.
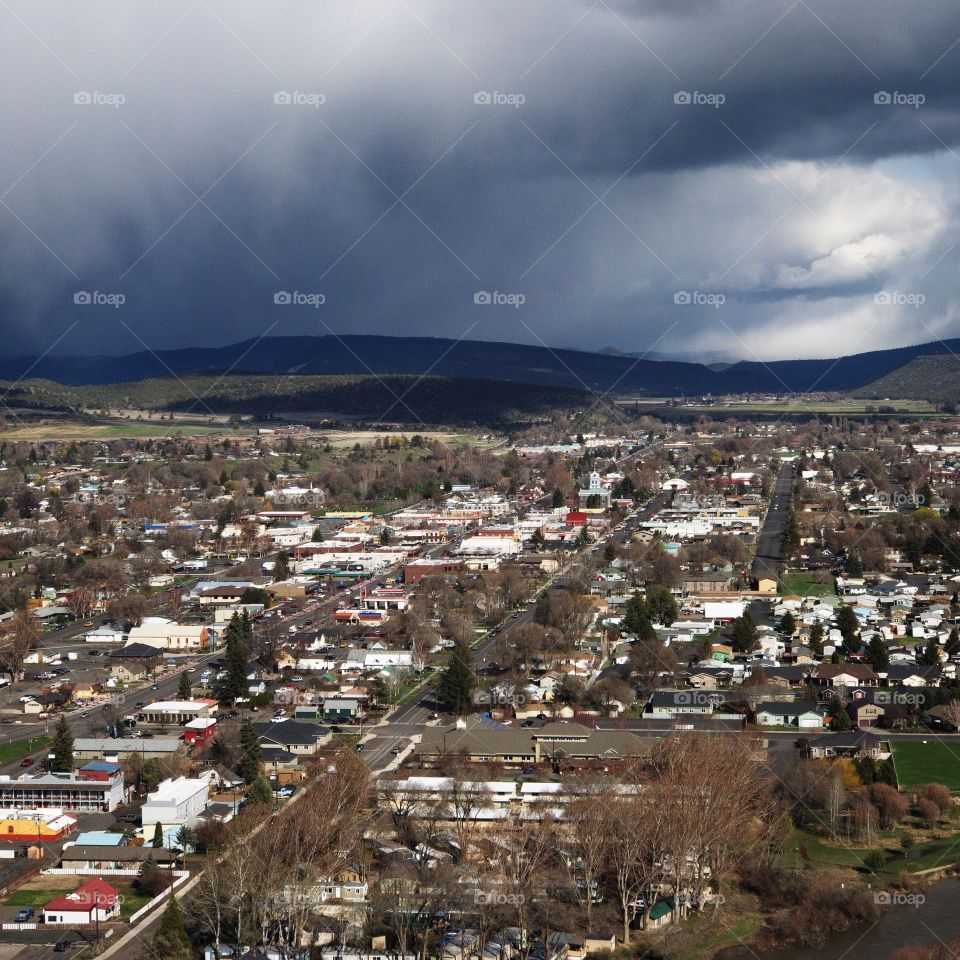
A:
[2,334,960,399]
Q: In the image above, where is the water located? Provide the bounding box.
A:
[753,878,960,960]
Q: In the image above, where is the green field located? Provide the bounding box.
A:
[0,737,48,764]
[893,740,960,791]
[780,571,837,597]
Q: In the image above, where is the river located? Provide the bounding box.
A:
[756,877,960,960]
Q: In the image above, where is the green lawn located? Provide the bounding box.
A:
[5,888,63,909]
[118,891,152,920]
[0,737,48,764]
[893,740,960,791]
[780,572,836,597]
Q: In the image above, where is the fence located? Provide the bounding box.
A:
[128,870,190,924]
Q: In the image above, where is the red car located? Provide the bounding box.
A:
[19,758,33,767]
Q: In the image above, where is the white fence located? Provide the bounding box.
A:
[128,870,190,924]
[44,868,142,877]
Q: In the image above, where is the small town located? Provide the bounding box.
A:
[0,410,956,959]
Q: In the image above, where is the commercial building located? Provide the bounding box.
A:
[126,617,209,652]
[140,699,218,724]
[0,808,76,841]
[0,771,124,812]
[140,776,209,839]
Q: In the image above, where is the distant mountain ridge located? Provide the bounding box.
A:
[2,334,958,397]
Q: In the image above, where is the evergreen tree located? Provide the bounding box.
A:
[273,551,289,581]
[646,586,678,626]
[918,638,942,671]
[729,612,758,652]
[239,717,261,783]
[779,611,797,637]
[219,612,249,704]
[551,488,564,508]
[436,644,475,714]
[836,605,860,651]
[846,552,864,577]
[149,894,191,959]
[50,715,74,772]
[153,820,164,848]
[177,671,192,700]
[828,695,851,731]
[245,774,273,806]
[808,620,825,655]
[947,627,960,657]
[603,541,617,564]
[866,634,890,673]
[623,592,651,636]
[312,526,325,542]
[530,529,546,551]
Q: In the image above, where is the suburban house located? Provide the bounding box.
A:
[109,642,162,682]
[253,719,332,755]
[754,701,824,729]
[814,664,880,689]
[42,878,119,926]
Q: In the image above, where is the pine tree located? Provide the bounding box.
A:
[947,627,960,657]
[551,488,564,508]
[239,718,261,783]
[177,671,191,700]
[436,644,475,714]
[809,620,825,655]
[836,605,860,651]
[153,820,164,848]
[866,634,890,673]
[245,774,273,806]
[50,715,74,772]
[219,612,249,705]
[779,611,797,637]
[273,551,289,581]
[646,586,678,626]
[623,593,651,636]
[150,894,191,959]
[730,612,758,652]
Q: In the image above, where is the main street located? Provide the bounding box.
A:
[752,460,796,581]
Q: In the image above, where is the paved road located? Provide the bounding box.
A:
[751,461,796,580]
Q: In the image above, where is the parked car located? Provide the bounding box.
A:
[15,908,33,921]
[19,758,33,767]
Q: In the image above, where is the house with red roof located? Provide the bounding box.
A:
[42,878,119,925]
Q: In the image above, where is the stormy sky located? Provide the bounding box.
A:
[3,0,960,362]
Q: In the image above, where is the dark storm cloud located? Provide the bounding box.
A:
[1,0,960,362]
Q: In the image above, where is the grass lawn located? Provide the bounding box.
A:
[893,740,960,791]
[0,737,48,764]
[118,891,152,920]
[5,888,64,909]
[780,571,836,597]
